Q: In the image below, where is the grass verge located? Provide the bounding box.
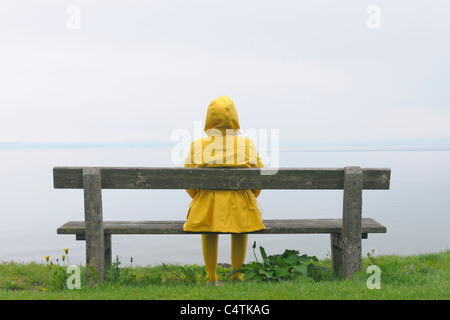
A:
[0,250,448,300]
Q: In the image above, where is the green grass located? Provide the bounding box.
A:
[0,250,448,300]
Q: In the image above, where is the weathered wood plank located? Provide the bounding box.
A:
[57,218,387,235]
[53,167,391,190]
[54,167,83,189]
[82,168,104,285]
[362,168,391,190]
[342,166,363,279]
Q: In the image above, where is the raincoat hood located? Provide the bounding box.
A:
[204,95,240,136]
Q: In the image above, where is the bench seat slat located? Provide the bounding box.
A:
[57,218,386,235]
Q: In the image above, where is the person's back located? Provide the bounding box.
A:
[183,95,265,284]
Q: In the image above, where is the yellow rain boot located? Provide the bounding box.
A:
[202,234,219,284]
[231,234,248,281]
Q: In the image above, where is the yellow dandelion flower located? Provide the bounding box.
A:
[62,255,66,261]
[64,248,69,254]
[45,255,50,261]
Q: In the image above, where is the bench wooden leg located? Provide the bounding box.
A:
[330,233,343,278]
[104,234,112,268]
[75,233,112,270]
[83,167,105,285]
[342,166,363,279]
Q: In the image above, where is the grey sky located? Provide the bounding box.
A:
[1,0,449,146]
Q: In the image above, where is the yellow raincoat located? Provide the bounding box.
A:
[183,95,265,233]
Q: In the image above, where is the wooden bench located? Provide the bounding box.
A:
[53,166,390,284]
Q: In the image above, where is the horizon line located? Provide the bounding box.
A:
[1,140,450,152]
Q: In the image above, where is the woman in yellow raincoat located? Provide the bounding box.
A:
[184,95,265,284]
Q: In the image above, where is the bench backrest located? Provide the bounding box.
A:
[53,167,390,190]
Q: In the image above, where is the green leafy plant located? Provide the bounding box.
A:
[178,264,206,284]
[232,241,328,282]
[105,255,125,283]
[44,249,73,290]
[87,265,99,284]
[162,263,207,284]
[50,265,68,290]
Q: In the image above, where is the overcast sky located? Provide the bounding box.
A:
[1,0,449,146]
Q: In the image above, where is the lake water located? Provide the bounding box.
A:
[0,146,449,267]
